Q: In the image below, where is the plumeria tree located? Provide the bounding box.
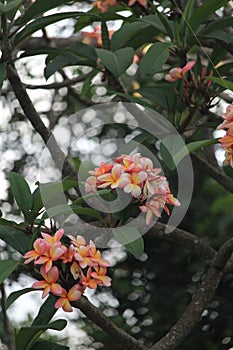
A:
[0,0,233,349]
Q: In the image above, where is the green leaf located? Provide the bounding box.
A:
[205,76,233,92]
[96,47,134,77]
[113,227,144,259]
[16,319,67,350]
[9,172,33,214]
[0,260,20,284]
[189,0,229,32]
[14,12,88,45]
[42,204,103,221]
[3,0,22,13]
[32,295,57,326]
[44,42,97,79]
[6,288,35,309]
[111,22,149,51]
[39,180,78,206]
[71,205,103,220]
[173,139,219,165]
[140,42,171,75]
[19,47,66,59]
[17,0,75,25]
[30,341,69,350]
[0,62,7,89]
[201,16,233,34]
[141,14,174,38]
[0,225,31,254]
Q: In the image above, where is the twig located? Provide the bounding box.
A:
[24,73,91,90]
[191,153,233,194]
[73,296,148,350]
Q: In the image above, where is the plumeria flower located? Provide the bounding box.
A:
[217,103,233,130]
[91,266,112,287]
[35,242,67,273]
[32,265,63,299]
[93,0,118,13]
[219,132,233,149]
[41,229,64,244]
[89,240,111,267]
[223,147,233,167]
[23,238,48,264]
[128,0,147,7]
[115,153,142,173]
[74,245,98,269]
[81,267,100,289]
[55,285,83,312]
[165,61,196,82]
[97,164,130,189]
[68,234,86,247]
[123,171,147,198]
[70,261,82,280]
[140,197,165,225]
[85,162,114,193]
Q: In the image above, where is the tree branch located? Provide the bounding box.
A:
[23,73,90,90]
[7,63,77,179]
[148,222,216,262]
[73,296,148,350]
[151,236,233,350]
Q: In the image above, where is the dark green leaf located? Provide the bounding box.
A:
[30,341,69,350]
[17,0,75,25]
[3,0,22,13]
[173,139,219,165]
[111,22,149,51]
[0,225,31,254]
[113,227,144,259]
[71,205,103,220]
[0,62,7,89]
[189,0,229,32]
[19,47,66,59]
[205,76,233,92]
[9,172,33,214]
[96,47,134,77]
[6,288,35,309]
[32,295,57,326]
[140,42,171,75]
[202,16,233,34]
[15,12,88,45]
[0,260,20,284]
[16,319,67,350]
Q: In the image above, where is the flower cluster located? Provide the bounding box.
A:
[218,103,233,167]
[23,229,111,312]
[93,0,147,12]
[85,153,180,225]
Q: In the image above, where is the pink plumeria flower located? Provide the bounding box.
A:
[32,265,63,299]
[81,267,100,289]
[165,61,196,82]
[128,0,147,7]
[68,234,86,247]
[123,171,147,198]
[140,197,166,224]
[217,103,233,130]
[89,240,111,267]
[115,153,142,173]
[35,242,67,272]
[70,261,82,280]
[55,285,83,312]
[41,229,64,244]
[23,238,48,264]
[97,164,130,189]
[74,245,98,269]
[91,266,111,287]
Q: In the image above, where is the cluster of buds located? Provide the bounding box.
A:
[85,153,180,225]
[93,0,147,12]
[165,61,216,111]
[23,229,111,312]
[218,103,233,167]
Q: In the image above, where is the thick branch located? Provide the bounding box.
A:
[7,64,77,179]
[151,237,233,350]
[148,222,216,262]
[191,153,233,194]
[73,296,148,350]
